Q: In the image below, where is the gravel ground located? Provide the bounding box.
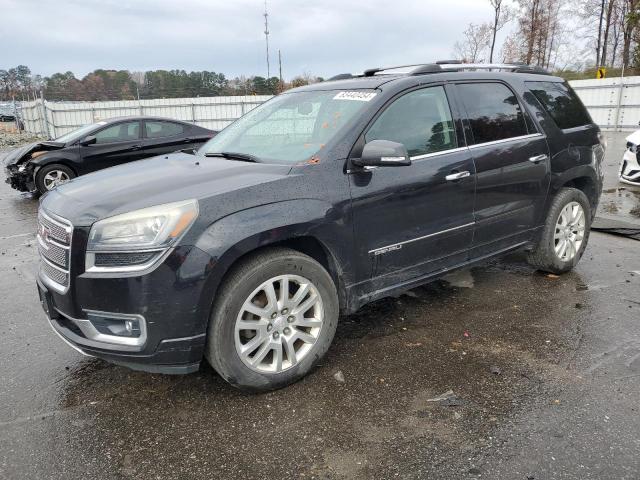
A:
[0,128,44,150]
[0,132,639,479]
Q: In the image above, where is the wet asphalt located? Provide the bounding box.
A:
[0,133,639,480]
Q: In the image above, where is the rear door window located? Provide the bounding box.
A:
[365,86,457,157]
[145,121,185,139]
[457,83,528,145]
[526,81,592,130]
[93,121,140,144]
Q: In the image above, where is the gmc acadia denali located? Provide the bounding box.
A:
[36,62,604,391]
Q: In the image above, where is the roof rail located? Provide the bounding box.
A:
[431,62,550,75]
[336,62,550,80]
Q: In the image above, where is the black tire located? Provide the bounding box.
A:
[35,163,76,195]
[527,187,592,274]
[205,247,339,392]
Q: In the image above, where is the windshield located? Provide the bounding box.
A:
[54,122,106,144]
[198,89,377,163]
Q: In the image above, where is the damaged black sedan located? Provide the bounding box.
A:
[3,116,216,194]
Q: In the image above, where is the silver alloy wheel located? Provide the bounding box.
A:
[235,274,324,373]
[43,170,70,190]
[554,201,586,262]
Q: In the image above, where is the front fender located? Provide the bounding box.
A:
[191,198,353,319]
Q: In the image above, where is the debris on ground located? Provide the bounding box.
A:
[547,273,560,279]
[442,269,475,288]
[426,390,466,406]
[0,130,45,150]
[333,370,345,383]
[489,365,502,375]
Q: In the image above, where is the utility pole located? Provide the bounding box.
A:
[278,49,283,92]
[263,0,270,79]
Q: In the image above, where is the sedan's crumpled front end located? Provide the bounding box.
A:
[3,141,65,192]
[621,131,640,186]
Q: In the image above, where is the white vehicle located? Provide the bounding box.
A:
[621,129,640,186]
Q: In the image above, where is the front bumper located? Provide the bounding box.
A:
[4,166,34,192]
[37,241,216,375]
[620,149,640,186]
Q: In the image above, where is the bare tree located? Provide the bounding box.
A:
[454,23,493,62]
[488,0,514,62]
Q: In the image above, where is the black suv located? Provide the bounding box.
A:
[36,62,604,391]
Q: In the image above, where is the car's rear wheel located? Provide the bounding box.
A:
[35,164,75,194]
[205,247,339,392]
[527,187,591,274]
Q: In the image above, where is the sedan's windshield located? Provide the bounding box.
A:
[54,122,106,144]
[198,89,377,163]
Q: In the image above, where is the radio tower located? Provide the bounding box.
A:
[263,0,270,79]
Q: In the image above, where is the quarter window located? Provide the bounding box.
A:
[457,83,528,145]
[527,81,592,130]
[145,121,185,138]
[93,122,140,144]
[365,86,457,157]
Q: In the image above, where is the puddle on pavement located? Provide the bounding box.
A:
[600,186,640,221]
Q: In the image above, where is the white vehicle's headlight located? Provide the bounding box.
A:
[86,200,198,272]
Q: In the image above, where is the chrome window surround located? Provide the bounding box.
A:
[38,209,73,294]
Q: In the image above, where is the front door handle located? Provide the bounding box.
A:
[529,154,548,163]
[131,145,142,151]
[445,171,471,181]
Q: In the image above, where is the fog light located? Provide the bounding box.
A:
[87,312,143,338]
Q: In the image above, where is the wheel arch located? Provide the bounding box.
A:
[192,200,353,327]
[549,167,601,217]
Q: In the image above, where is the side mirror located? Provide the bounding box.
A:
[352,140,411,168]
[80,135,97,146]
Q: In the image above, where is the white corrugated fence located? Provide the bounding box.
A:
[15,76,640,138]
[20,95,273,138]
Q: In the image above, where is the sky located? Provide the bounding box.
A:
[1,0,502,80]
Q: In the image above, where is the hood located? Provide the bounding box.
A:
[626,130,640,146]
[3,141,65,167]
[40,152,292,226]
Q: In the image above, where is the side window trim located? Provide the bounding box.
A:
[467,132,543,150]
[453,80,538,147]
[361,83,461,159]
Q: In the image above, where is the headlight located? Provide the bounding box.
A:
[86,200,198,272]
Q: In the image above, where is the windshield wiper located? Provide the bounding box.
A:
[203,151,260,163]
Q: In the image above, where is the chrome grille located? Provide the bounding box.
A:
[38,237,68,268]
[38,213,70,244]
[37,210,72,291]
[40,259,69,286]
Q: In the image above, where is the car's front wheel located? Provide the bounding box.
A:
[205,247,339,392]
[527,187,591,274]
[35,164,75,194]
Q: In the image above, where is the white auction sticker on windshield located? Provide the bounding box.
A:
[333,91,377,102]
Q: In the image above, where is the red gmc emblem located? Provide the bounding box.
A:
[39,224,50,243]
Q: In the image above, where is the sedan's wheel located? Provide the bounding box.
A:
[206,248,339,392]
[35,164,76,195]
[553,201,586,262]
[235,274,324,373]
[527,187,591,274]
[43,170,70,189]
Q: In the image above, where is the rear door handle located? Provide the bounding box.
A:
[445,171,471,181]
[529,154,548,163]
[131,145,142,151]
